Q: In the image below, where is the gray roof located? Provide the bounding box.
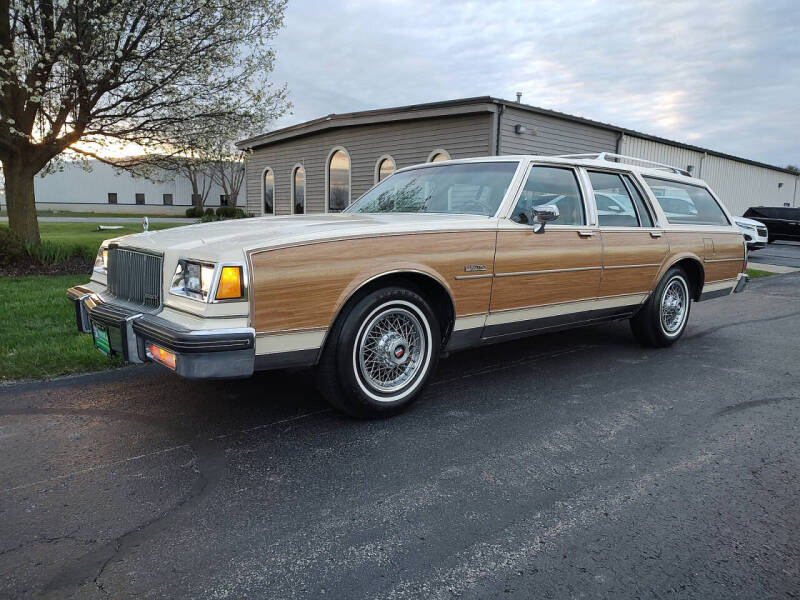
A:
[237,96,797,176]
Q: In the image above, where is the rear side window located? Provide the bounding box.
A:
[623,175,654,227]
[511,166,585,226]
[588,171,650,227]
[642,176,729,226]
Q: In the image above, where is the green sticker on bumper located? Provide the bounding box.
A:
[92,323,111,356]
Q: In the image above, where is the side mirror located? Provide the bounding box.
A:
[529,204,559,233]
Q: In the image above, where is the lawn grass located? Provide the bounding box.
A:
[38,221,181,247]
[0,274,122,381]
[1,221,185,267]
[0,222,188,380]
[746,268,774,279]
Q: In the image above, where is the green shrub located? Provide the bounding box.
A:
[185,206,205,218]
[200,212,218,223]
[216,206,238,219]
[25,240,96,264]
[0,227,24,266]
[234,208,247,218]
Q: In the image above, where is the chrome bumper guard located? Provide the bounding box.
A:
[734,273,749,294]
[67,286,255,379]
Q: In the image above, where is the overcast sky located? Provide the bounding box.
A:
[268,0,799,167]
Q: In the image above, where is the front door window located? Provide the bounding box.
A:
[510,166,585,226]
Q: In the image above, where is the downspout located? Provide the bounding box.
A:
[699,152,707,178]
[615,131,624,154]
[793,174,798,208]
[495,103,505,156]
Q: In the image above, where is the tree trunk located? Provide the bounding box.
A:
[2,156,40,245]
[188,171,204,209]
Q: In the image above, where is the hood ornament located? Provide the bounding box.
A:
[142,216,149,232]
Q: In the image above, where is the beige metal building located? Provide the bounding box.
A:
[237,96,799,218]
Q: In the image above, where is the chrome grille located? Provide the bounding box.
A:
[107,248,162,308]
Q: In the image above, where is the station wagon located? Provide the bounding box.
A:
[68,153,748,416]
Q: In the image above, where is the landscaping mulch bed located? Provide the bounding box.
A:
[0,256,92,277]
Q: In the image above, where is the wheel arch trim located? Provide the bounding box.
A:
[654,253,705,301]
[317,267,457,360]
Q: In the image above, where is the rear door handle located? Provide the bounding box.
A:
[578,230,595,238]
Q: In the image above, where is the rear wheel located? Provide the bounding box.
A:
[316,286,440,418]
[630,266,692,347]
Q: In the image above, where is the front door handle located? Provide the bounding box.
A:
[650,231,663,238]
[578,230,595,238]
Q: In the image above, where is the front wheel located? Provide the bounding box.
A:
[630,267,692,347]
[316,286,440,418]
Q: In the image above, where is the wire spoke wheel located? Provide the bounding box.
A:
[660,277,688,334]
[357,306,427,396]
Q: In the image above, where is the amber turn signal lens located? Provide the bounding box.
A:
[216,266,243,300]
[148,344,176,370]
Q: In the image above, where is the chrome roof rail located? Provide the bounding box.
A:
[555,152,692,176]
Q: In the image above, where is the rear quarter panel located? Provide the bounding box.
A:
[660,230,745,284]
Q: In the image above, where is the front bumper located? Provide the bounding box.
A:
[742,230,768,250]
[67,286,255,379]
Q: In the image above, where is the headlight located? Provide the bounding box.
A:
[93,247,108,273]
[170,261,246,302]
[171,260,215,300]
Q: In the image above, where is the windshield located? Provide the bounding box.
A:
[345,162,519,216]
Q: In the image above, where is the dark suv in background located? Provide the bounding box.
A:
[743,207,800,243]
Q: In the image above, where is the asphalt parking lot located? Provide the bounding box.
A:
[749,240,800,269]
[2,273,799,599]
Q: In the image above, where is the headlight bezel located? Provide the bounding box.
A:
[169,259,248,303]
[93,246,108,274]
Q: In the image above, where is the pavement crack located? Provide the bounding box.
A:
[0,527,81,557]
[716,396,798,417]
[42,436,227,596]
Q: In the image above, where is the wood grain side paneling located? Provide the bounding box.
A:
[660,230,745,284]
[250,232,496,333]
[598,231,668,297]
[491,228,602,311]
[704,232,746,281]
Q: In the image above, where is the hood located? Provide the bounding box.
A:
[734,216,764,228]
[109,212,495,260]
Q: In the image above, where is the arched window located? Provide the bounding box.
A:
[375,155,396,183]
[292,165,306,214]
[263,169,275,215]
[327,148,350,211]
[428,149,451,163]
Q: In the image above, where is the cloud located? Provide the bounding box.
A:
[267,0,800,166]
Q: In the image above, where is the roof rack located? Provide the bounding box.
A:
[555,152,692,176]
